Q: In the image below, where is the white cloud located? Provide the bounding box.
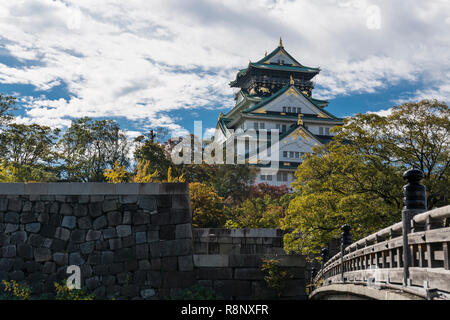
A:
[0,0,449,135]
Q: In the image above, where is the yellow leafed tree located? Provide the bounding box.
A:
[132,160,159,183]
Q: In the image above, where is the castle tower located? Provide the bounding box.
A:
[216,40,344,188]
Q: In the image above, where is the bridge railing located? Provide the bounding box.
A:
[312,169,450,300]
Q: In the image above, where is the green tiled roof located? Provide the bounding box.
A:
[256,46,319,72]
[250,62,319,73]
[242,84,335,119]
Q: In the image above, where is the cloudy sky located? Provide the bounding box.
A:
[0,0,449,139]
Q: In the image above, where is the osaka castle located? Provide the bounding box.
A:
[214,39,344,188]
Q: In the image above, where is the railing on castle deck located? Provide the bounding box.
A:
[311,168,450,300]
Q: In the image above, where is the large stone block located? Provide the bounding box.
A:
[116,225,132,238]
[229,254,262,267]
[132,212,150,225]
[103,200,119,212]
[161,256,177,272]
[0,199,8,211]
[107,211,122,226]
[0,258,14,272]
[53,252,68,266]
[89,202,103,218]
[70,230,86,243]
[2,245,16,258]
[175,224,192,239]
[80,241,95,255]
[135,231,147,244]
[61,216,77,230]
[4,223,18,233]
[77,216,92,229]
[195,267,233,280]
[162,271,196,288]
[178,255,194,272]
[159,225,176,240]
[60,203,73,215]
[160,239,192,257]
[138,196,157,211]
[34,248,52,262]
[193,255,229,267]
[234,268,264,280]
[213,280,252,298]
[5,212,19,224]
[20,211,38,224]
[103,227,118,239]
[86,230,101,241]
[93,216,108,230]
[54,227,71,241]
[10,231,27,245]
[73,204,88,217]
[17,244,33,259]
[7,199,22,212]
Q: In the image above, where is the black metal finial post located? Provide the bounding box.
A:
[402,168,427,286]
[321,247,329,269]
[340,224,352,281]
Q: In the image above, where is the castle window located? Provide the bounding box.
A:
[290,151,294,158]
[295,152,300,158]
[287,107,291,113]
[283,172,288,182]
[319,127,324,135]
[267,175,273,181]
[282,124,287,132]
[325,127,330,135]
[254,122,259,130]
[277,172,282,181]
[260,175,266,181]
[282,107,286,113]
[283,151,288,158]
[260,122,265,129]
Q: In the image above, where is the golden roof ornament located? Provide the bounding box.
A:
[297,113,304,126]
[265,51,267,56]
[290,75,295,85]
[218,112,223,120]
[279,37,283,47]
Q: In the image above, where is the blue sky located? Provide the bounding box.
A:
[0,0,449,140]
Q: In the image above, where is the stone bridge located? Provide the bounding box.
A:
[310,169,450,300]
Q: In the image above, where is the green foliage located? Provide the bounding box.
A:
[282,100,449,259]
[189,182,226,227]
[261,259,288,298]
[0,93,16,125]
[169,284,222,300]
[225,195,286,229]
[0,123,60,182]
[58,117,129,182]
[54,282,95,300]
[134,134,172,181]
[1,280,32,300]
[334,99,449,209]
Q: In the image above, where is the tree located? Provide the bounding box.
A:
[134,133,172,181]
[249,183,289,200]
[58,117,129,182]
[225,195,286,229]
[0,123,60,182]
[0,94,16,126]
[334,99,449,208]
[211,165,256,204]
[282,100,449,258]
[189,182,226,228]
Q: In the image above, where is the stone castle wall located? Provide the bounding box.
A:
[0,183,194,299]
[193,228,307,299]
[0,183,307,300]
